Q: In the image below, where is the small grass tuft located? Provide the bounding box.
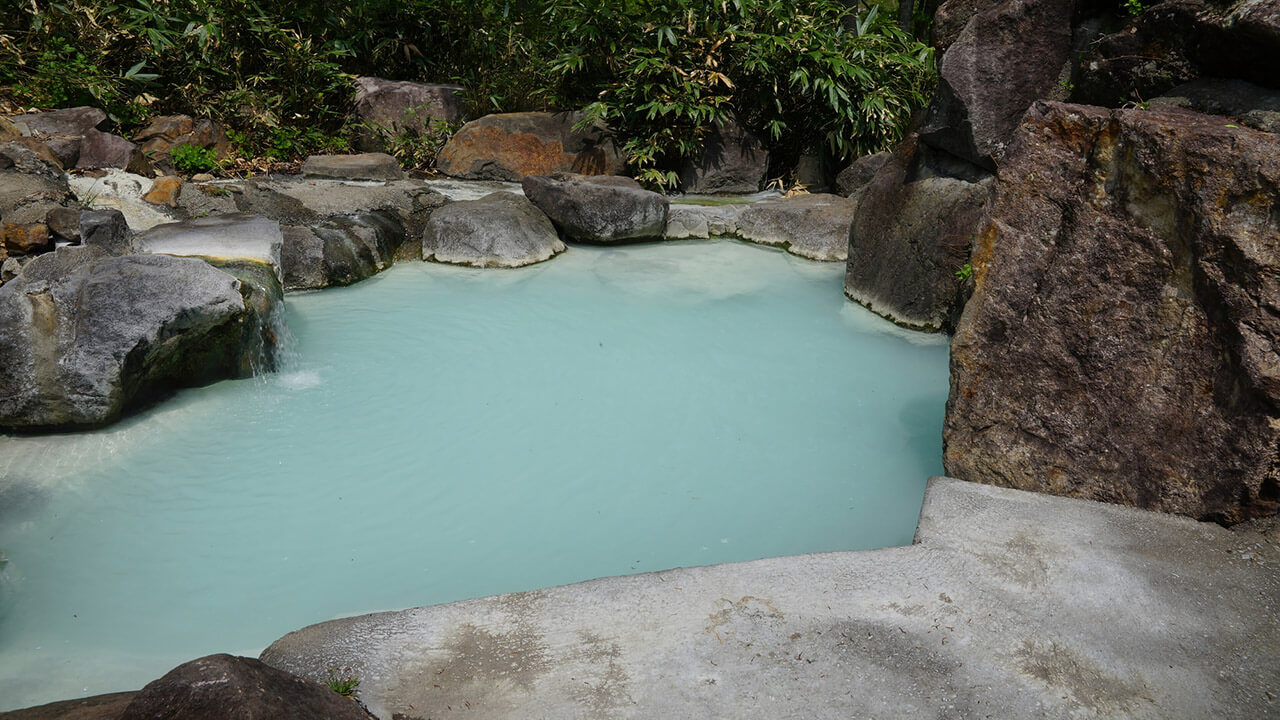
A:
[326,667,360,696]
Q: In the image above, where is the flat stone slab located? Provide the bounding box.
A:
[261,477,1280,719]
[301,153,404,181]
[138,214,283,279]
[736,193,856,262]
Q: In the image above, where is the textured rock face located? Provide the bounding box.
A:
[521,173,668,243]
[736,193,856,261]
[835,150,892,198]
[79,209,135,255]
[663,203,744,239]
[74,129,149,173]
[0,252,279,430]
[678,118,769,194]
[281,214,401,290]
[353,77,466,152]
[423,192,564,267]
[1075,0,1280,108]
[6,107,108,167]
[945,101,1280,524]
[301,153,405,181]
[118,654,374,720]
[0,143,74,229]
[1151,78,1280,133]
[436,112,625,181]
[919,0,1077,169]
[844,136,992,331]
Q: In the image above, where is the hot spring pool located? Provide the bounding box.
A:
[0,239,949,710]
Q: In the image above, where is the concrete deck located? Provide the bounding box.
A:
[261,477,1280,719]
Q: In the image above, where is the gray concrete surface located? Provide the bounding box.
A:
[262,477,1280,719]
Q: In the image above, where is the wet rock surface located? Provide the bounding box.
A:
[0,251,280,430]
[521,173,668,243]
[844,135,992,332]
[118,654,374,720]
[945,101,1280,523]
[423,192,564,267]
[735,193,856,261]
[437,111,625,181]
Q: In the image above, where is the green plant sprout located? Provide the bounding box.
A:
[326,667,360,696]
[169,144,220,174]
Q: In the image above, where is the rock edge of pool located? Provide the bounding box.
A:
[240,476,1276,720]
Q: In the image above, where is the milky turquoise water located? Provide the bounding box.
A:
[0,240,949,711]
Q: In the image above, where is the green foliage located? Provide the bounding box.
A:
[1123,0,1152,15]
[169,143,219,174]
[354,113,462,171]
[547,1,935,188]
[0,0,935,176]
[955,262,973,282]
[326,667,359,697]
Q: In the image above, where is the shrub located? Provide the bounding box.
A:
[545,1,935,188]
[169,144,219,174]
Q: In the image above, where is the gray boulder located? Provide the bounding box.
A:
[423,192,564,267]
[282,214,401,290]
[80,208,135,255]
[301,153,404,182]
[918,0,1077,169]
[945,101,1280,524]
[736,193,857,262]
[0,142,74,226]
[175,178,446,265]
[0,252,281,430]
[835,151,892,198]
[521,173,668,243]
[679,118,768,194]
[119,654,374,720]
[1074,0,1280,109]
[664,203,744,239]
[353,77,466,153]
[437,112,625,181]
[844,135,993,332]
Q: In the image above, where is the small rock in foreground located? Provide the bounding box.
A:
[118,654,374,720]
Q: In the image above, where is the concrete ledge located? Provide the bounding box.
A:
[261,477,1280,719]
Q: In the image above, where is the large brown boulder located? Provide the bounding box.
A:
[944,101,1280,524]
[918,0,1077,169]
[844,135,993,331]
[6,106,108,167]
[119,654,374,720]
[436,111,625,181]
